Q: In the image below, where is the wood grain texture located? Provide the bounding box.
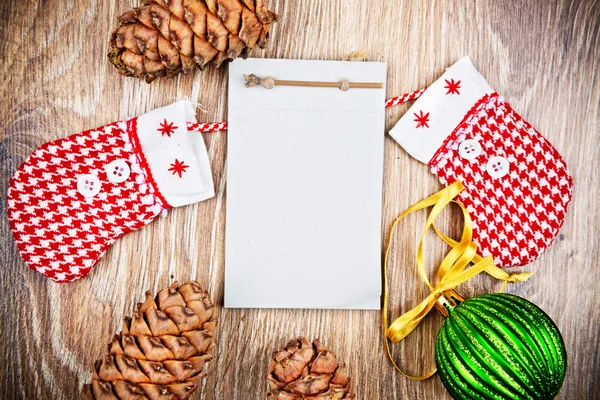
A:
[1,0,599,398]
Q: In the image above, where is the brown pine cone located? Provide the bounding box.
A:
[267,337,355,400]
[82,281,216,400]
[108,0,278,82]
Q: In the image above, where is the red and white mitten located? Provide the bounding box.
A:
[390,57,573,267]
[7,101,215,282]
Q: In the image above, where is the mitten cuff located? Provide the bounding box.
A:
[389,57,494,164]
[131,100,215,208]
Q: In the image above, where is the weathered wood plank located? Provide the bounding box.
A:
[1,0,599,398]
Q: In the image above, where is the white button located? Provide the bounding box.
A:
[105,159,130,183]
[486,156,510,178]
[458,139,482,160]
[77,174,101,197]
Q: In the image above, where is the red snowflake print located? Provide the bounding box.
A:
[168,159,189,178]
[158,119,178,137]
[414,110,430,128]
[444,78,461,95]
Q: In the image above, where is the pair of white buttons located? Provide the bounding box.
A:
[458,139,509,178]
[77,159,131,197]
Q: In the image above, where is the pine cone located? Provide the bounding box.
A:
[108,0,278,82]
[267,337,355,400]
[82,281,216,400]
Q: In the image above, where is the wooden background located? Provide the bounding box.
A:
[1,0,599,398]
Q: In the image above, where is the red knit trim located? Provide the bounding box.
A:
[384,88,427,108]
[183,90,428,133]
[127,117,171,209]
[429,92,499,166]
[186,121,228,133]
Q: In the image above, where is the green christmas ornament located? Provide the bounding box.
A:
[435,292,567,400]
[383,182,567,400]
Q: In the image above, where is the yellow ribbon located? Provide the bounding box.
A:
[382,181,532,380]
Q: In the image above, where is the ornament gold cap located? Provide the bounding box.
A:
[434,289,465,317]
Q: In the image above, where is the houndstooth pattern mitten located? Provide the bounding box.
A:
[390,57,573,267]
[7,101,215,282]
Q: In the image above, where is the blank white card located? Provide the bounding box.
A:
[225,58,386,309]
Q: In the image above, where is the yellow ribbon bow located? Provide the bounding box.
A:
[382,180,532,380]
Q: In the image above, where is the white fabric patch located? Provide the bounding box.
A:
[135,100,215,207]
[389,57,494,164]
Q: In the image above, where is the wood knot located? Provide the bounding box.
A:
[260,76,275,89]
[244,73,275,89]
[243,73,261,87]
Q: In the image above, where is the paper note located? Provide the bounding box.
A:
[225,58,386,309]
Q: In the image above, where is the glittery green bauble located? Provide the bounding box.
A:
[435,293,566,400]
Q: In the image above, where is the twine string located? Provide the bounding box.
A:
[186,88,427,133]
